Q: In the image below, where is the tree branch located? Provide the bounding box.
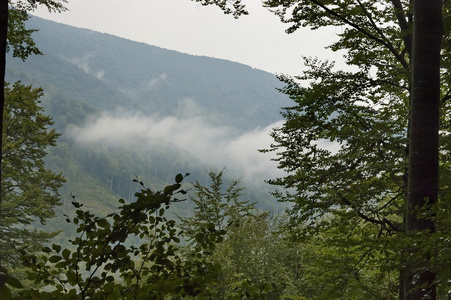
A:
[441,88,451,103]
[336,192,398,233]
[307,0,410,70]
[390,0,412,57]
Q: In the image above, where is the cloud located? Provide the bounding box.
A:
[148,73,167,88]
[222,122,284,179]
[67,52,106,81]
[68,52,94,74]
[95,70,105,80]
[66,100,284,181]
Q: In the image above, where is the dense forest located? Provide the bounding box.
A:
[0,0,450,299]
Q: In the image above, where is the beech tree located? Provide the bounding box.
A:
[0,0,66,268]
[2,82,64,269]
[195,0,447,298]
[404,1,442,299]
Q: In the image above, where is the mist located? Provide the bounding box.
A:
[67,101,286,182]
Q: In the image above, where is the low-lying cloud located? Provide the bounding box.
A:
[148,73,168,88]
[67,102,285,182]
[67,52,106,81]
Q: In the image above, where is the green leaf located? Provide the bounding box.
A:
[42,246,52,253]
[163,185,174,194]
[62,249,71,260]
[6,274,23,289]
[49,255,62,263]
[52,243,62,253]
[66,271,77,283]
[175,173,184,183]
[55,261,69,269]
[97,218,109,228]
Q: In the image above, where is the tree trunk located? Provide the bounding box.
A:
[405,0,442,299]
[0,1,8,269]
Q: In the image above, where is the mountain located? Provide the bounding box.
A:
[7,16,291,131]
[5,15,292,219]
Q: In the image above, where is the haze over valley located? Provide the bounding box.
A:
[6,15,292,214]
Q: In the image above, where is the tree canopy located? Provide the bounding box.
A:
[1,82,64,269]
[11,174,226,299]
[192,0,450,298]
[259,1,445,298]
[0,0,67,269]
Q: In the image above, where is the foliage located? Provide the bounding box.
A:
[180,169,253,239]
[0,167,408,299]
[191,0,248,18]
[0,0,67,282]
[6,8,41,60]
[10,174,225,299]
[9,0,67,13]
[199,0,451,297]
[250,0,451,297]
[208,213,302,299]
[180,170,301,299]
[291,220,400,299]
[180,170,398,299]
[1,81,64,268]
[260,0,412,227]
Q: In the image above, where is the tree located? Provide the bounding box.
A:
[262,1,446,298]
[2,81,64,269]
[209,213,308,299]
[404,1,442,299]
[195,0,448,298]
[12,174,225,300]
[180,170,305,299]
[179,169,253,240]
[0,0,66,267]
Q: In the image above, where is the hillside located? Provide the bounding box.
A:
[5,16,291,218]
[7,15,291,131]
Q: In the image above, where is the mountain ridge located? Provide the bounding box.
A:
[7,15,291,132]
[5,15,290,217]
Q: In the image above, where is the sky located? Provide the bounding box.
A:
[32,0,345,75]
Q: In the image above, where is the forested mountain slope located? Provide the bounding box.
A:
[5,15,291,216]
[7,16,290,131]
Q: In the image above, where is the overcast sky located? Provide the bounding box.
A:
[33,0,345,75]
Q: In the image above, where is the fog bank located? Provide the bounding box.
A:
[67,105,285,182]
